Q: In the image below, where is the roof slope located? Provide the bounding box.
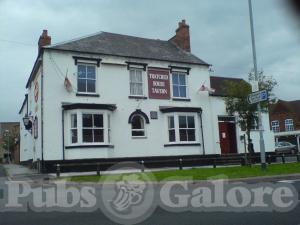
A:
[269,100,300,116]
[210,76,246,97]
[47,32,209,65]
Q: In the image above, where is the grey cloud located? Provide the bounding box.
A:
[0,0,299,121]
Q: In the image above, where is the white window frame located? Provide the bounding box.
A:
[285,119,294,132]
[66,109,111,146]
[166,113,199,144]
[82,113,104,143]
[129,68,145,97]
[77,63,97,94]
[70,114,78,144]
[171,72,189,99]
[271,120,280,133]
[131,115,146,138]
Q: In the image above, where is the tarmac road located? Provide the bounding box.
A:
[0,164,300,225]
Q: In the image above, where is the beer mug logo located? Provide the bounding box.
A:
[100,162,156,225]
[112,174,146,212]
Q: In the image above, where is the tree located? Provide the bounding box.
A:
[223,70,277,154]
[1,131,18,162]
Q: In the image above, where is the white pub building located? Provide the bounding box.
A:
[19,20,275,172]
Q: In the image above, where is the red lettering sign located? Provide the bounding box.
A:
[148,69,170,99]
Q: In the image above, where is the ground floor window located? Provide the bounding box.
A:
[66,110,111,146]
[167,113,198,143]
[131,115,145,137]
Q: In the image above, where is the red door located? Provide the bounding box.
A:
[218,122,237,154]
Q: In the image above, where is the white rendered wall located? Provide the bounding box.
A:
[42,50,213,161]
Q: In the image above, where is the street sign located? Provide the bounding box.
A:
[248,90,268,104]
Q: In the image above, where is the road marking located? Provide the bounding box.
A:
[277,180,300,184]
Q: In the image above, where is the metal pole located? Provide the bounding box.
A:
[248,0,266,170]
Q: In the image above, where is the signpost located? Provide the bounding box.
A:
[248,0,267,171]
[247,90,268,104]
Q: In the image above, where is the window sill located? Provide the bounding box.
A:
[164,143,201,147]
[131,136,147,139]
[76,93,100,97]
[128,95,148,99]
[65,144,114,149]
[172,98,191,102]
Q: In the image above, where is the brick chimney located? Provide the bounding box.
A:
[169,20,191,52]
[38,30,51,52]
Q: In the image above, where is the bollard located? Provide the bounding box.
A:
[282,154,285,164]
[179,158,183,170]
[96,163,100,176]
[297,153,300,163]
[213,159,216,168]
[56,164,60,178]
[140,160,145,172]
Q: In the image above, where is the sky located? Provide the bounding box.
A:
[0,0,299,122]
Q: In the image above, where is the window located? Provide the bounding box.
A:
[168,116,175,142]
[271,120,279,133]
[130,69,144,96]
[167,114,197,143]
[285,119,294,132]
[179,116,196,141]
[77,64,96,93]
[172,72,187,98]
[131,115,145,137]
[82,114,104,143]
[251,117,259,130]
[70,114,77,143]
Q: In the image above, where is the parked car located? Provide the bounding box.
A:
[275,141,298,154]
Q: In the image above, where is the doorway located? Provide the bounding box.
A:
[218,116,238,154]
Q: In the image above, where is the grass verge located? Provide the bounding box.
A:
[66,162,300,183]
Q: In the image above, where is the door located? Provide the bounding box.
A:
[218,121,237,154]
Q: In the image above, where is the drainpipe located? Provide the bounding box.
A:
[62,109,65,160]
[199,111,205,155]
[41,58,45,173]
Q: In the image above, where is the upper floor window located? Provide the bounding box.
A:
[129,69,144,96]
[77,64,96,93]
[285,119,294,132]
[131,115,145,137]
[271,120,279,133]
[172,72,187,98]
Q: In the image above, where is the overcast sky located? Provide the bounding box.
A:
[0,0,299,122]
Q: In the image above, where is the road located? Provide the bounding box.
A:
[0,166,300,225]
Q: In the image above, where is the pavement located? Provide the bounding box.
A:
[2,163,53,181]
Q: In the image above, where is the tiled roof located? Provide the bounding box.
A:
[47,32,209,65]
[210,76,246,97]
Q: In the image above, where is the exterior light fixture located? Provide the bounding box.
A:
[23,115,33,130]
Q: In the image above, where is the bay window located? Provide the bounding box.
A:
[167,113,198,143]
[66,110,111,146]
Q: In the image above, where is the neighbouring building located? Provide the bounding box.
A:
[19,20,275,172]
[0,122,20,163]
[269,99,300,150]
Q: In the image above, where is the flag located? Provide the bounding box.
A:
[64,77,73,92]
[199,84,215,93]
